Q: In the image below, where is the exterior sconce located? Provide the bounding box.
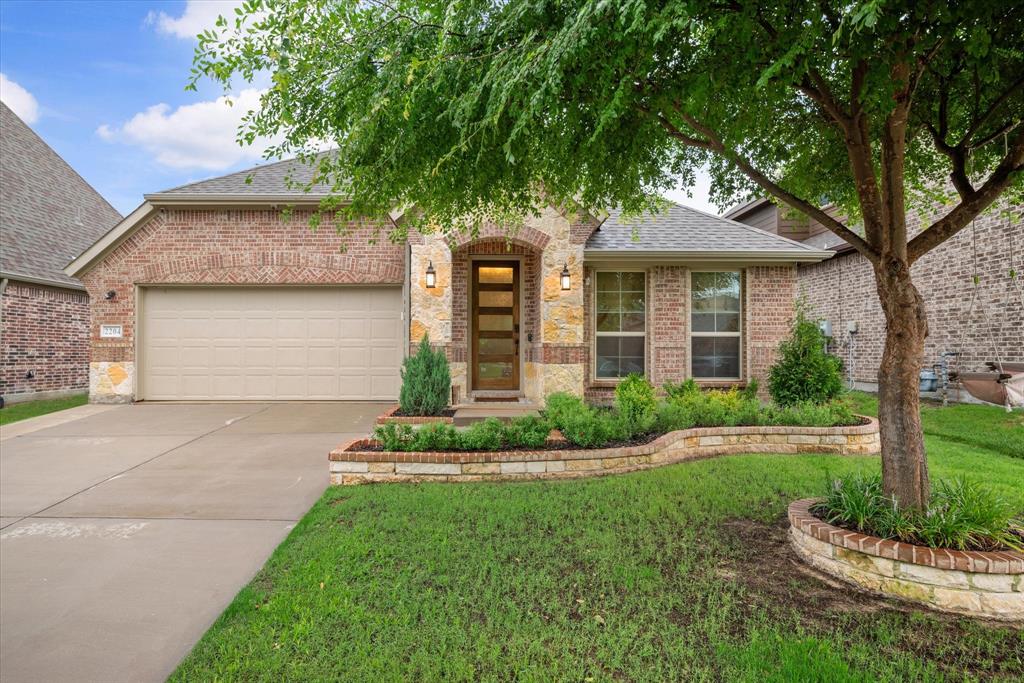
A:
[560,263,571,290]
[425,261,436,288]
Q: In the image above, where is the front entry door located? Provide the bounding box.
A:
[472,261,520,390]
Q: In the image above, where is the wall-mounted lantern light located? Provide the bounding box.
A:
[560,263,571,290]
[425,261,436,288]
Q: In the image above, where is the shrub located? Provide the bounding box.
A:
[543,392,586,427]
[615,374,657,437]
[663,378,700,400]
[503,415,552,449]
[653,401,695,433]
[767,307,843,406]
[544,396,625,448]
[814,475,1023,551]
[410,422,461,451]
[740,378,760,401]
[460,417,505,451]
[374,422,413,451]
[398,335,451,416]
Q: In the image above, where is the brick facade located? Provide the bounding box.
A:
[78,207,403,401]
[798,208,1023,385]
[1,281,90,400]
[585,264,797,403]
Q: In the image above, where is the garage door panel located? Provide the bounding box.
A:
[142,287,403,400]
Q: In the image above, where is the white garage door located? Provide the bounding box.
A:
[140,286,404,400]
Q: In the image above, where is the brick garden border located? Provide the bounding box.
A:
[788,499,1024,621]
[376,406,455,425]
[330,416,880,484]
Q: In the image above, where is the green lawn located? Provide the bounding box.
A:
[0,394,88,426]
[172,393,1024,681]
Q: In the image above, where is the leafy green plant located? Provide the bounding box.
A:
[653,401,695,433]
[411,423,461,451]
[398,335,451,416]
[543,392,586,428]
[374,422,413,451]
[503,415,552,449]
[663,378,700,400]
[740,378,759,401]
[615,374,657,437]
[814,475,1023,552]
[460,417,505,451]
[768,307,843,406]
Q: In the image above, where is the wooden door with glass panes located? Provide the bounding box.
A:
[471,261,520,390]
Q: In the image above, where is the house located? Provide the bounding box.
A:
[1,102,122,404]
[724,197,1024,393]
[64,157,831,404]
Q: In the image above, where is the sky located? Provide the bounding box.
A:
[0,0,718,217]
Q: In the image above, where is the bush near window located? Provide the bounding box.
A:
[768,307,843,406]
[814,474,1024,552]
[614,374,657,437]
[399,335,452,416]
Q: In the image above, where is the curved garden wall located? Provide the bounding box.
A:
[329,417,880,484]
[788,499,1023,621]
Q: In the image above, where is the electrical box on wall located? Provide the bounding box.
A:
[818,320,833,338]
[847,321,859,334]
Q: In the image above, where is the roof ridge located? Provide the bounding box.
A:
[673,200,821,252]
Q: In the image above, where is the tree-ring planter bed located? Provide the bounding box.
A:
[329,416,880,484]
[788,499,1024,622]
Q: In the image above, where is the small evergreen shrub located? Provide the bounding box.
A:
[460,417,506,451]
[543,392,586,428]
[615,374,657,437]
[411,422,461,451]
[768,307,843,406]
[815,474,1023,551]
[663,378,700,400]
[374,422,413,450]
[503,415,552,449]
[398,335,451,416]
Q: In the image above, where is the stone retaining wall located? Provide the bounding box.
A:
[788,499,1023,621]
[329,418,879,484]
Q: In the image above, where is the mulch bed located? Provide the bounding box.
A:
[389,408,459,418]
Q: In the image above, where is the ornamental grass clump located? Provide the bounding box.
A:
[398,335,451,416]
[815,474,1024,552]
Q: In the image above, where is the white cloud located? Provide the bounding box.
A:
[146,0,243,40]
[0,73,40,124]
[97,89,278,171]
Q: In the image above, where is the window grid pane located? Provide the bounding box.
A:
[595,272,646,379]
[690,272,741,379]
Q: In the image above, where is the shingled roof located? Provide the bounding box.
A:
[150,154,337,198]
[1,102,122,288]
[585,202,829,259]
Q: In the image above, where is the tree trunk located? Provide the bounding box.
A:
[873,256,931,509]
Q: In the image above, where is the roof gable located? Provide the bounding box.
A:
[0,102,122,288]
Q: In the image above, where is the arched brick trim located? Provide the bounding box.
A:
[452,223,550,250]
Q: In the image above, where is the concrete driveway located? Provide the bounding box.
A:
[0,402,383,683]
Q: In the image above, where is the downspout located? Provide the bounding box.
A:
[1,278,7,408]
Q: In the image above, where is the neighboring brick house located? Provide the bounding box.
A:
[1,102,122,404]
[725,197,1024,394]
[66,157,830,404]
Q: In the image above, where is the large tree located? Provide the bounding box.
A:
[193,0,1023,508]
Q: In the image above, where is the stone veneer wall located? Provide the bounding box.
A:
[79,208,404,402]
[408,206,590,404]
[1,281,90,401]
[330,418,880,484]
[797,206,1023,385]
[789,499,1023,621]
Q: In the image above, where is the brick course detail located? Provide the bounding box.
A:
[789,498,1023,621]
[1,281,90,398]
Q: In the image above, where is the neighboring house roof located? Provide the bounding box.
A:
[1,102,122,290]
[722,197,771,221]
[147,154,337,202]
[585,202,832,263]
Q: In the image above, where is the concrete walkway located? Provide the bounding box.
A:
[0,402,384,683]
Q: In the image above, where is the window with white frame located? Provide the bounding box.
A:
[690,271,741,379]
[595,271,646,379]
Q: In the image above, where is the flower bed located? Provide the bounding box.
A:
[789,499,1024,621]
[376,405,456,425]
[329,417,880,484]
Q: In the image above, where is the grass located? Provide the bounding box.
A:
[0,394,87,426]
[172,392,1024,682]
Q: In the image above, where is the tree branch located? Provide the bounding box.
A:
[907,128,1024,263]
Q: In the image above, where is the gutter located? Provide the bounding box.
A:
[0,271,85,291]
[583,248,834,264]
